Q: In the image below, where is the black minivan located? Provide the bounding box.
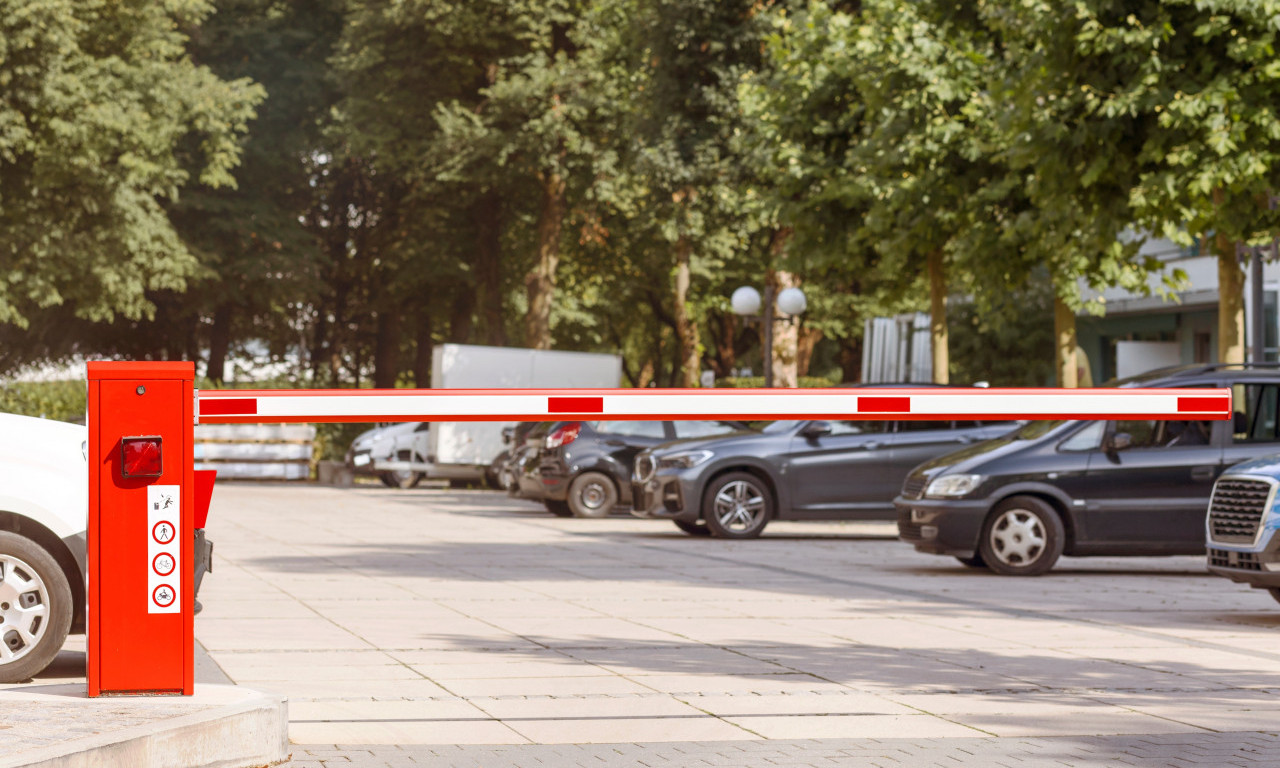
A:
[896,363,1280,576]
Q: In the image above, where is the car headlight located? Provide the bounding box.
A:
[924,474,984,498]
[658,450,714,470]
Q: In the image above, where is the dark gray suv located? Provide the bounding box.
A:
[631,419,1018,538]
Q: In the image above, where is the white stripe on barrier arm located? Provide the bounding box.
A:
[195,387,1232,424]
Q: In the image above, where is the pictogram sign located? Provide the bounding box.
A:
[147,485,181,615]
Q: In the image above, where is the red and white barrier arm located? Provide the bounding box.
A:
[195,387,1232,424]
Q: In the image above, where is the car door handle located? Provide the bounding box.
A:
[861,441,882,450]
[1191,466,1216,481]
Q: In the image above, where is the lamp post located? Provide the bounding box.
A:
[732,284,807,387]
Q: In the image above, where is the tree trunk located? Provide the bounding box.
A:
[414,309,433,387]
[206,304,233,384]
[673,237,701,387]
[1054,292,1078,388]
[771,269,801,388]
[472,191,506,347]
[449,287,474,343]
[373,308,401,389]
[928,249,949,384]
[709,312,736,379]
[797,326,822,378]
[525,171,565,350]
[1217,232,1245,364]
[839,338,862,384]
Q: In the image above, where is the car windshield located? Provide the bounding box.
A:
[762,420,803,434]
[1013,420,1066,440]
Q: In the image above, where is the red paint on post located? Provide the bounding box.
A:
[1178,396,1230,414]
[200,398,257,416]
[858,396,911,413]
[548,396,604,414]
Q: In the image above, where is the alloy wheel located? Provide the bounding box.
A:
[712,480,766,533]
[0,555,50,664]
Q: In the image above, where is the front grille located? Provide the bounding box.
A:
[1208,547,1262,571]
[901,475,927,500]
[1208,478,1274,544]
[634,455,655,482]
[897,507,922,539]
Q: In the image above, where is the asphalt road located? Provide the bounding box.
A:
[192,483,1280,765]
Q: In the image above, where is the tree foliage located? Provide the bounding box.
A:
[4,0,1280,386]
[0,0,263,328]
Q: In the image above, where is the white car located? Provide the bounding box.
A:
[0,413,87,683]
[345,422,431,488]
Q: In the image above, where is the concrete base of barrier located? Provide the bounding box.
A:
[0,683,289,768]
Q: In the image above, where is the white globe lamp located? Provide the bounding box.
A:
[731,286,762,316]
[776,287,807,316]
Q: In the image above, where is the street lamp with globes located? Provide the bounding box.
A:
[731,284,807,387]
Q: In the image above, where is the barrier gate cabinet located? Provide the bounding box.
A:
[87,362,195,696]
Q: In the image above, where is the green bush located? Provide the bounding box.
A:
[313,422,380,462]
[0,380,87,423]
[715,376,835,388]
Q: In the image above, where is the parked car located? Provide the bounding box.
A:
[0,414,85,682]
[896,363,1280,576]
[345,422,430,488]
[631,418,1017,537]
[537,420,751,518]
[495,422,547,495]
[1205,453,1280,603]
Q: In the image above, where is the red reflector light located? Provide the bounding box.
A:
[121,436,163,478]
[545,423,581,449]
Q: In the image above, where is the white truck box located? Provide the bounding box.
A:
[419,345,622,480]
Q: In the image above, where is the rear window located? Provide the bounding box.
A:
[590,421,666,438]
[672,421,742,438]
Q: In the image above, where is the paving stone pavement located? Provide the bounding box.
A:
[188,484,1280,764]
[292,732,1280,767]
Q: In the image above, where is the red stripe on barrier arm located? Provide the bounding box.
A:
[1178,396,1230,414]
[548,396,604,414]
[199,398,257,416]
[857,396,911,413]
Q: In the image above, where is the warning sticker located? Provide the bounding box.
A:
[147,485,181,614]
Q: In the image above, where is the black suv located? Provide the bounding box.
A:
[896,364,1278,575]
[538,420,750,518]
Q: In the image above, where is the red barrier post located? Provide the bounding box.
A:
[86,362,195,696]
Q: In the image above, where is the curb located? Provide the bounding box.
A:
[0,684,288,768]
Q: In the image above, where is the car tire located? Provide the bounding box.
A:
[568,472,618,518]
[381,470,422,489]
[977,496,1064,576]
[0,532,73,684]
[674,520,711,536]
[703,472,773,539]
[955,553,987,569]
[544,500,573,517]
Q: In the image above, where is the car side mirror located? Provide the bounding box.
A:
[801,421,833,440]
[1106,432,1133,454]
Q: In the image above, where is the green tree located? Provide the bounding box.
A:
[0,0,263,329]
[993,0,1280,373]
[171,0,341,382]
